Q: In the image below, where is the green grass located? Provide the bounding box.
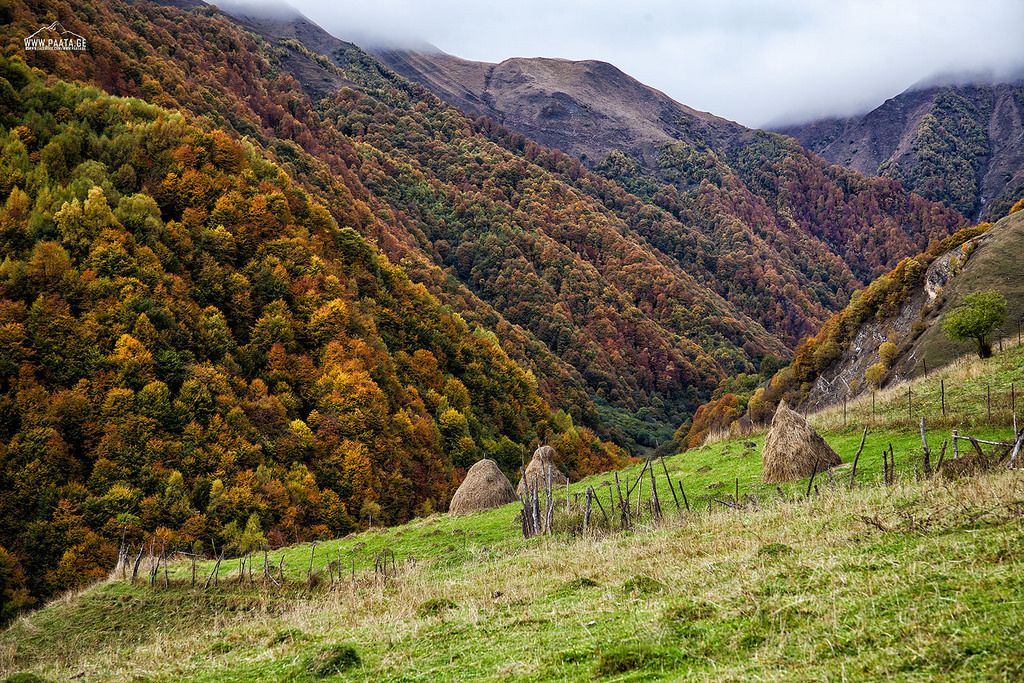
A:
[5,469,1024,681]
[2,347,1023,681]
[809,339,1024,434]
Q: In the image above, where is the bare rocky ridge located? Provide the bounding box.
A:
[802,210,1024,412]
[777,80,1024,220]
[372,48,744,165]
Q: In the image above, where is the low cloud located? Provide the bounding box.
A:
[234,0,1024,127]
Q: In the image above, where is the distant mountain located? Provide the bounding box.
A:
[372,48,967,341]
[372,49,744,166]
[776,79,1024,220]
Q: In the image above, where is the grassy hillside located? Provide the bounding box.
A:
[890,210,1024,377]
[692,208,1022,444]
[3,345,1022,681]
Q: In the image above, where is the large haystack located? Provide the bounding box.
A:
[762,401,841,483]
[516,445,569,496]
[449,459,517,516]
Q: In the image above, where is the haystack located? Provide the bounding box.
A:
[762,401,841,483]
[449,459,517,516]
[516,445,569,496]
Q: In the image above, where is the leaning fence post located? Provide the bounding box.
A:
[1008,429,1024,467]
[677,480,690,512]
[935,439,948,472]
[849,427,867,489]
[805,460,818,498]
[307,542,318,581]
[660,457,680,510]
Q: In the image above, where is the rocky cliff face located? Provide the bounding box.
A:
[777,79,1024,220]
[802,240,965,411]
[802,210,1024,411]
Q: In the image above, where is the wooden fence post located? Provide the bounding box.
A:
[583,487,592,532]
[805,460,818,498]
[648,464,661,521]
[660,457,679,510]
[920,417,931,476]
[941,379,945,418]
[307,542,317,581]
[849,427,867,489]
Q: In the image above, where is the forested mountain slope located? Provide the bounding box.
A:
[777,78,1024,220]
[799,208,1024,411]
[0,58,638,615]
[681,207,1023,445]
[6,0,799,449]
[373,47,967,331]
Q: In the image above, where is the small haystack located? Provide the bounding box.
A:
[449,459,517,516]
[516,445,569,496]
[762,401,841,483]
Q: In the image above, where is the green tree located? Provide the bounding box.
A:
[865,362,887,390]
[878,341,898,367]
[942,291,1008,358]
[236,513,266,555]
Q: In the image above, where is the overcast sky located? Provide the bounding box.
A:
[245,0,1024,127]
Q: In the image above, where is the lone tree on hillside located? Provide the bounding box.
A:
[942,290,1008,358]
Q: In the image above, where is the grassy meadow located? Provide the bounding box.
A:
[2,344,1023,682]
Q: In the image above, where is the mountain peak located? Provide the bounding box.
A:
[778,77,1024,220]
[371,48,742,165]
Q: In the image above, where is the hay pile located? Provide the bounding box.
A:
[448,459,517,516]
[516,445,568,496]
[762,401,841,483]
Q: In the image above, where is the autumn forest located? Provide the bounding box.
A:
[0,0,1001,621]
